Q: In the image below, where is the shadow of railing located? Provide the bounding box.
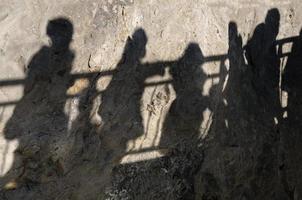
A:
[0,35,298,107]
[0,54,229,106]
[274,36,299,57]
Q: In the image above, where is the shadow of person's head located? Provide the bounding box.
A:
[46,17,75,78]
[122,28,148,64]
[228,21,242,46]
[131,28,148,60]
[182,43,204,65]
[264,8,280,40]
[171,42,205,92]
[47,17,73,50]
[228,22,238,40]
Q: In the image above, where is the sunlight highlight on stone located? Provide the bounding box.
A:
[120,149,168,164]
[0,138,19,177]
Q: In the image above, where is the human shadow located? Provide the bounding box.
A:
[245,8,280,97]
[218,22,253,144]
[280,28,302,199]
[244,9,285,199]
[159,43,207,150]
[193,23,243,200]
[244,8,282,130]
[97,28,167,168]
[1,17,75,197]
[159,43,210,199]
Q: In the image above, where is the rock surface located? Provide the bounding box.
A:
[0,0,302,199]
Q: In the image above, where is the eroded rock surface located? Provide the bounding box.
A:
[0,1,302,199]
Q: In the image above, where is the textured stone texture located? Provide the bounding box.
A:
[0,0,302,199]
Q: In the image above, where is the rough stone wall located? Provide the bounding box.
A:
[0,0,302,200]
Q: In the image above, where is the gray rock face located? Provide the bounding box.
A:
[0,1,302,199]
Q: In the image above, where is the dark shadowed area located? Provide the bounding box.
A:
[0,5,302,200]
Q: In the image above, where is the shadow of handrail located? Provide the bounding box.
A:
[0,35,298,107]
[0,54,228,106]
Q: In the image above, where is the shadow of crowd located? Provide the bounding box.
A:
[0,7,302,200]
